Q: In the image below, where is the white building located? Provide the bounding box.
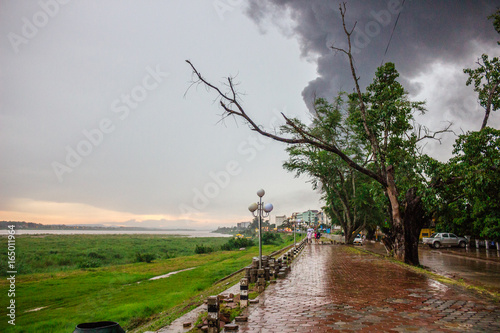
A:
[275,215,287,226]
[237,222,251,229]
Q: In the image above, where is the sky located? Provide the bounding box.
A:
[1,0,499,230]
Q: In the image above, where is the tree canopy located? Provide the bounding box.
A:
[186,4,499,265]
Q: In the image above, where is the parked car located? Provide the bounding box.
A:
[353,235,363,245]
[422,233,467,249]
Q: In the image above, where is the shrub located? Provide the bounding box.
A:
[135,253,156,263]
[88,252,105,259]
[78,260,101,269]
[195,244,214,254]
[221,237,254,251]
[262,232,282,245]
[57,258,72,266]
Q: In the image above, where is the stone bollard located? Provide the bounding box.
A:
[497,241,500,251]
[250,268,258,284]
[252,257,259,268]
[476,239,480,249]
[240,278,249,308]
[269,261,275,279]
[485,240,490,250]
[257,268,265,292]
[280,260,288,274]
[262,255,269,269]
[207,296,219,333]
[245,267,252,281]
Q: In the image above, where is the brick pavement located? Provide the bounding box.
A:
[234,244,500,332]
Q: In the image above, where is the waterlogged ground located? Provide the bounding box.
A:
[237,245,500,332]
[362,241,500,293]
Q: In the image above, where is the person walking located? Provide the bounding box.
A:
[307,227,314,244]
[315,229,322,244]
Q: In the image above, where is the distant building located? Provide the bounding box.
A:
[299,210,319,225]
[275,215,287,226]
[237,222,251,229]
[317,211,329,225]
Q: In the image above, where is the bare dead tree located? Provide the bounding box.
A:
[185,59,384,184]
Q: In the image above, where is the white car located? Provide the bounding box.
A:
[422,233,467,249]
[353,235,363,245]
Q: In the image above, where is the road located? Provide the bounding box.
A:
[362,241,500,293]
[236,244,500,332]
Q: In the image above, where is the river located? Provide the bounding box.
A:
[0,229,232,237]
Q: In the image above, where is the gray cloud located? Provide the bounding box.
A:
[246,0,500,108]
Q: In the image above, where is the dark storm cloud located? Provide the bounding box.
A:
[246,0,500,110]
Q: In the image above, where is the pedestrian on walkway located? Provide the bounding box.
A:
[315,229,322,244]
[307,228,314,244]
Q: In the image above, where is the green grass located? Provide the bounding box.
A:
[0,234,293,333]
[0,234,232,275]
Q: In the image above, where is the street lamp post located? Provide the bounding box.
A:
[248,189,273,269]
[295,219,302,250]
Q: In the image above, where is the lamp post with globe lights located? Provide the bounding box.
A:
[295,219,302,250]
[248,189,273,269]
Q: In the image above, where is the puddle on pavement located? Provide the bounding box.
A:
[363,241,500,292]
[426,279,449,293]
[419,250,500,292]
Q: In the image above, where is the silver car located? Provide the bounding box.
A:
[422,233,467,249]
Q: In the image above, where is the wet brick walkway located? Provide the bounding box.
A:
[235,244,500,332]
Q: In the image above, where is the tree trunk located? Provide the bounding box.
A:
[365,226,376,240]
[383,186,427,265]
[385,166,406,262]
[344,231,354,244]
[402,187,427,266]
[382,230,395,254]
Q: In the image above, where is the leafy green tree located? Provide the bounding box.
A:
[344,62,435,262]
[283,97,385,244]
[429,11,500,241]
[429,129,500,241]
[463,9,500,130]
[186,4,446,265]
[464,55,500,130]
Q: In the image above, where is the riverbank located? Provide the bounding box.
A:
[0,233,294,332]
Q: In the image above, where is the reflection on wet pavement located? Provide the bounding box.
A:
[236,245,500,332]
[363,241,500,293]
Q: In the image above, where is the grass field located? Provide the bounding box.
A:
[0,233,293,333]
[0,234,233,275]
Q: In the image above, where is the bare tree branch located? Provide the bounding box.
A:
[415,122,454,144]
[185,59,387,186]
